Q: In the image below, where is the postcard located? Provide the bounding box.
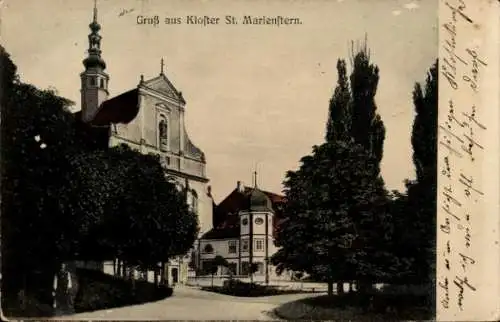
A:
[0,0,498,320]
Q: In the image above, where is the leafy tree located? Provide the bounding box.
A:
[326,59,351,143]
[402,60,438,285]
[1,46,83,298]
[349,43,386,171]
[1,46,199,305]
[272,141,394,296]
[207,255,228,287]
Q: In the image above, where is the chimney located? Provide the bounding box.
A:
[207,185,212,198]
[237,181,244,193]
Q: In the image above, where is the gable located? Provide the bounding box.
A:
[142,75,183,102]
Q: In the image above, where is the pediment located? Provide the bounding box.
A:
[143,75,182,101]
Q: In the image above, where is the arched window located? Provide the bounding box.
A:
[100,78,104,89]
[158,117,168,151]
[204,244,214,253]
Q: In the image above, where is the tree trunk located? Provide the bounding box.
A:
[337,281,344,295]
[327,280,334,297]
[113,259,116,275]
[154,267,159,286]
[211,274,214,287]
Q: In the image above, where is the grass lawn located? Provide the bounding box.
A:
[275,291,433,321]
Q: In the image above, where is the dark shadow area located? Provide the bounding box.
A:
[274,287,433,321]
[73,268,173,313]
[2,268,173,318]
[200,279,309,297]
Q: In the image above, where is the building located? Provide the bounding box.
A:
[74,2,213,285]
[198,180,291,282]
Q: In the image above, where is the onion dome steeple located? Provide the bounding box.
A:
[83,0,106,70]
[80,0,109,123]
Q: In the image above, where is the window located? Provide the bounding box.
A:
[158,117,168,151]
[241,240,249,252]
[241,218,248,226]
[241,262,249,275]
[255,239,264,251]
[100,78,105,89]
[255,217,264,225]
[228,240,237,254]
[203,244,214,253]
[90,77,97,86]
[228,263,237,275]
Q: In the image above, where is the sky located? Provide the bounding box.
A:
[1,0,437,203]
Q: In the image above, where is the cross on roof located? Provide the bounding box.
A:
[160,57,165,75]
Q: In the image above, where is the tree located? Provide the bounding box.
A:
[249,263,259,284]
[326,59,351,143]
[1,46,199,306]
[1,46,84,299]
[207,255,229,287]
[348,41,386,172]
[272,141,394,296]
[401,60,438,285]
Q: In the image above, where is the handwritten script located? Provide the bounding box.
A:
[438,0,488,318]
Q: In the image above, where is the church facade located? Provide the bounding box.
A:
[75,3,213,285]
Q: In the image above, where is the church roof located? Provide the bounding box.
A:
[92,89,140,125]
[142,74,185,104]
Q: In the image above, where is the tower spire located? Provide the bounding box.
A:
[80,0,109,123]
[160,57,165,75]
[253,162,259,188]
[83,0,106,70]
[93,0,98,23]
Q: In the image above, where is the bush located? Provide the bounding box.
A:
[74,268,173,313]
[202,279,303,297]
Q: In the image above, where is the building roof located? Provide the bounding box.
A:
[93,89,140,125]
[245,188,274,212]
[202,184,286,241]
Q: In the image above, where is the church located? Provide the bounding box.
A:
[74,3,213,285]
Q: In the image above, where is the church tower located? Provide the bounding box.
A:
[80,0,109,122]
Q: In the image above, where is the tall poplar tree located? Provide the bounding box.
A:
[325,59,351,143]
[349,43,386,170]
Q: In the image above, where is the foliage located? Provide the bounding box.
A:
[395,60,438,285]
[1,45,81,294]
[1,46,198,299]
[272,141,398,294]
[325,59,351,142]
[349,45,386,170]
[203,280,304,297]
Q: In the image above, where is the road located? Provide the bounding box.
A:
[58,285,321,320]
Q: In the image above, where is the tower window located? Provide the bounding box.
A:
[255,239,264,251]
[242,240,249,252]
[100,78,105,89]
[90,77,97,86]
